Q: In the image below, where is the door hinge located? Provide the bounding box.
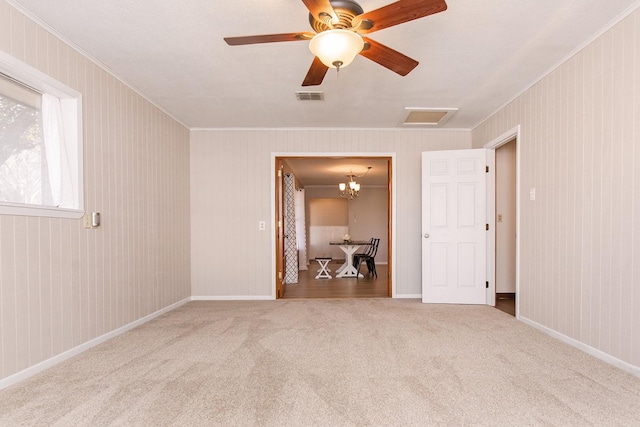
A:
[277,169,282,177]
[278,271,283,280]
[486,166,489,173]
[278,220,282,228]
[486,281,489,289]
[486,223,489,231]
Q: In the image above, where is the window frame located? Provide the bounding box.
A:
[0,50,84,219]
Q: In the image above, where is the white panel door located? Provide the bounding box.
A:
[422,149,488,304]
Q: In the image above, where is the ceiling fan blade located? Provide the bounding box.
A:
[224,32,314,46]
[352,0,447,34]
[301,0,339,24]
[359,37,419,76]
[302,57,329,86]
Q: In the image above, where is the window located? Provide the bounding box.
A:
[0,51,83,218]
[0,74,50,205]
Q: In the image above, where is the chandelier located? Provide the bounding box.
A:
[338,167,371,199]
[339,172,360,199]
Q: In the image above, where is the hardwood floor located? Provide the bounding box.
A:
[283,260,389,299]
[284,263,516,313]
[495,293,516,316]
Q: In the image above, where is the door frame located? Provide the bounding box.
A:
[275,159,285,298]
[270,152,397,298]
[483,125,521,316]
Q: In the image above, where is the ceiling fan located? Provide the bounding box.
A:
[223,0,447,86]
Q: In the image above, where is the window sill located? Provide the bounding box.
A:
[0,202,84,219]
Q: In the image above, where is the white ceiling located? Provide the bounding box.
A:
[8,0,640,130]
[285,157,389,186]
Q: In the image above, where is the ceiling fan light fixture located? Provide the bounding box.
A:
[309,29,364,69]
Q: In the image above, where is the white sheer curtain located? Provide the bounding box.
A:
[294,188,308,270]
[42,93,74,208]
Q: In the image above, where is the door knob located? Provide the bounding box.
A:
[424,233,430,238]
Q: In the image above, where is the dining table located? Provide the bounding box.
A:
[329,240,370,278]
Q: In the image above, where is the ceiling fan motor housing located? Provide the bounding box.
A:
[309,0,364,32]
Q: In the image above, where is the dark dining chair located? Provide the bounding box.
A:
[355,238,380,278]
[352,238,375,267]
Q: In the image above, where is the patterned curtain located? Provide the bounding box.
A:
[284,173,298,284]
[295,188,308,270]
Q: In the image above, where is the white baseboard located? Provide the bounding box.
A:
[394,294,422,299]
[519,316,640,378]
[0,297,191,391]
[191,295,275,301]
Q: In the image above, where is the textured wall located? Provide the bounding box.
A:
[190,129,470,298]
[0,2,191,382]
[473,10,640,369]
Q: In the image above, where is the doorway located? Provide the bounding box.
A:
[495,138,517,316]
[272,154,395,299]
[485,127,520,317]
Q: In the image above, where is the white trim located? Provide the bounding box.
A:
[519,316,640,378]
[0,50,84,218]
[0,203,84,219]
[0,50,81,99]
[271,152,397,299]
[484,148,496,306]
[0,298,191,391]
[304,184,389,189]
[394,294,421,299]
[483,125,521,316]
[191,295,275,301]
[191,127,471,132]
[483,127,521,149]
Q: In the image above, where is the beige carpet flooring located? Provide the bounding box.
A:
[1,299,640,426]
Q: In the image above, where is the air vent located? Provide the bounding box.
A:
[296,91,324,101]
[399,108,458,127]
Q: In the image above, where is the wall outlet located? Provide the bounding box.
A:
[259,220,266,231]
[529,188,536,201]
